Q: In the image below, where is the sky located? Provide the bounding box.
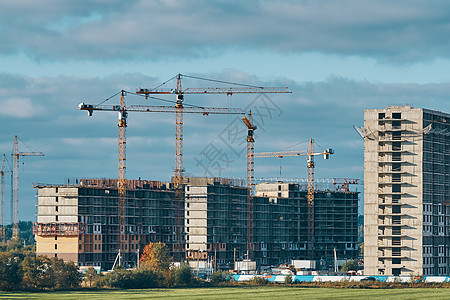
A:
[2,0,450,221]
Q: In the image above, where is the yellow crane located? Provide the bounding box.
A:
[79,91,246,263]
[136,74,290,197]
[136,73,291,259]
[12,136,44,240]
[254,138,334,259]
[242,112,257,258]
[0,154,6,243]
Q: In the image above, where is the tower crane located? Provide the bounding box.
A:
[254,138,334,259]
[242,112,257,258]
[1,155,6,243]
[79,91,246,262]
[136,73,291,259]
[12,136,44,240]
[136,74,290,195]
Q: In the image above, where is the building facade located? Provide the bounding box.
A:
[35,177,359,271]
[364,106,450,276]
[34,179,177,270]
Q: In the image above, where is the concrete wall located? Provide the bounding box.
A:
[364,106,423,276]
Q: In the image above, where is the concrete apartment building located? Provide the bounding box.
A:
[185,180,358,269]
[34,179,178,270]
[255,183,359,266]
[364,106,450,276]
[35,177,359,271]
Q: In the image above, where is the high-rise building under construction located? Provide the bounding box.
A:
[34,177,359,270]
[364,106,450,276]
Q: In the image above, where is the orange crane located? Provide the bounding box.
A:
[242,112,257,258]
[0,155,6,243]
[12,136,44,239]
[136,73,291,259]
[136,74,291,196]
[79,91,246,263]
[254,138,334,259]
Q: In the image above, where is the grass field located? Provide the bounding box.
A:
[2,286,450,300]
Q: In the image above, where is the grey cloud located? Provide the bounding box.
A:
[0,0,449,63]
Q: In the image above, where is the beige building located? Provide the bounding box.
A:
[364,106,450,276]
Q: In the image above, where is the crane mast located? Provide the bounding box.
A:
[242,112,257,258]
[306,138,316,259]
[118,91,127,259]
[254,138,334,259]
[0,155,5,243]
[12,136,44,240]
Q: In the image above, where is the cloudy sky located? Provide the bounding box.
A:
[2,0,450,221]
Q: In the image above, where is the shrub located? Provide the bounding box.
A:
[0,253,23,291]
[173,263,195,287]
[211,271,232,285]
[98,267,162,289]
[248,276,267,285]
[284,275,293,284]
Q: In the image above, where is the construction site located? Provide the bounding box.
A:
[34,177,359,271]
[2,74,360,273]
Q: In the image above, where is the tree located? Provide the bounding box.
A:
[341,260,359,273]
[22,255,54,289]
[22,256,82,290]
[139,242,172,272]
[84,267,99,287]
[50,258,83,289]
[172,263,195,287]
[0,252,23,290]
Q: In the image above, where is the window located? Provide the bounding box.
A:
[392,173,401,183]
[392,120,401,129]
[55,215,59,221]
[392,131,401,140]
[392,247,401,256]
[392,184,401,193]
[392,194,401,203]
[392,215,401,224]
[55,196,58,203]
[392,226,401,235]
[392,237,401,246]
[392,113,401,119]
[392,152,401,161]
[55,206,58,212]
[392,268,401,276]
[392,163,401,172]
[392,258,401,265]
[392,142,401,151]
[55,244,57,250]
[55,236,58,240]
[379,113,385,119]
[392,205,401,214]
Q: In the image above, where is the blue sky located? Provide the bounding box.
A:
[2,0,450,220]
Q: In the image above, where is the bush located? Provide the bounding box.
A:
[248,276,268,285]
[284,275,293,284]
[211,271,232,285]
[0,253,23,291]
[172,263,195,287]
[98,268,162,289]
